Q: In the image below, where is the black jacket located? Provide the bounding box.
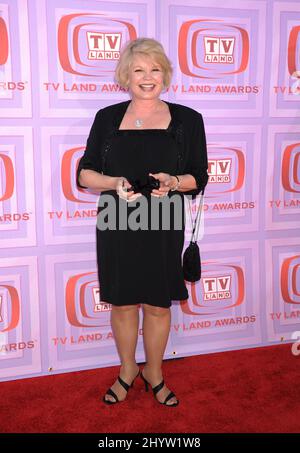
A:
[76,100,209,196]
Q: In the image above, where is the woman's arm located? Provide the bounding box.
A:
[148,172,203,197]
[79,170,142,201]
[76,109,115,192]
[183,111,209,196]
[149,110,208,197]
[78,169,118,192]
[168,174,198,192]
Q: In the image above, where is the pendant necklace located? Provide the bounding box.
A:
[135,119,143,128]
[131,101,163,128]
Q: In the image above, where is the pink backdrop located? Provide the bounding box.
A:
[1,0,299,382]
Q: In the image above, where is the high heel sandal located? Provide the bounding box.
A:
[140,371,179,407]
[103,370,140,405]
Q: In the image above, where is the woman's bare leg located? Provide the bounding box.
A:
[104,304,140,402]
[142,304,178,405]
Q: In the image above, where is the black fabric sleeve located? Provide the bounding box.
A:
[76,110,104,189]
[184,111,209,197]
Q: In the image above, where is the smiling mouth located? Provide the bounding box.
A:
[139,84,156,91]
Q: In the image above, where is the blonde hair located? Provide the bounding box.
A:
[115,37,173,90]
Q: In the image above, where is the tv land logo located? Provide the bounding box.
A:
[281,255,300,306]
[207,147,245,194]
[57,13,137,76]
[181,264,245,316]
[0,285,20,333]
[203,275,232,301]
[209,158,232,184]
[86,32,121,60]
[281,143,300,193]
[178,19,249,79]
[65,272,111,328]
[204,36,235,63]
[0,17,9,66]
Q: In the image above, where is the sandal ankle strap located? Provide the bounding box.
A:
[118,376,130,392]
[152,379,164,395]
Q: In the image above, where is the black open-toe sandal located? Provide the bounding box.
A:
[140,371,179,407]
[103,371,140,405]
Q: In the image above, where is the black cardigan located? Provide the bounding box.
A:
[76,100,209,197]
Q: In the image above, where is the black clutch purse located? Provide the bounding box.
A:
[182,189,205,282]
[127,175,160,194]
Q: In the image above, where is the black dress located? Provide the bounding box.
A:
[96,125,189,308]
[77,100,209,308]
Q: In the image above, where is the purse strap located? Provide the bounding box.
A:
[187,189,204,243]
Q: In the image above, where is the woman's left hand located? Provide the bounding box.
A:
[148,172,173,197]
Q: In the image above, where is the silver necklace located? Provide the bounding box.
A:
[130,101,164,128]
[135,119,143,128]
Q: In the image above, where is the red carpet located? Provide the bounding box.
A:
[1,343,299,433]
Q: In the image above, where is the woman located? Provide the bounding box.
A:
[76,38,209,407]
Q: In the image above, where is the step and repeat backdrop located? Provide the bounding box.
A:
[0,0,299,381]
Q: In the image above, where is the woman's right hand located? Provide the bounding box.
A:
[115,177,142,202]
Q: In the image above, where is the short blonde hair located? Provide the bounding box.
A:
[115,37,173,90]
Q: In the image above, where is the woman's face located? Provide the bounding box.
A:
[127,54,165,101]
